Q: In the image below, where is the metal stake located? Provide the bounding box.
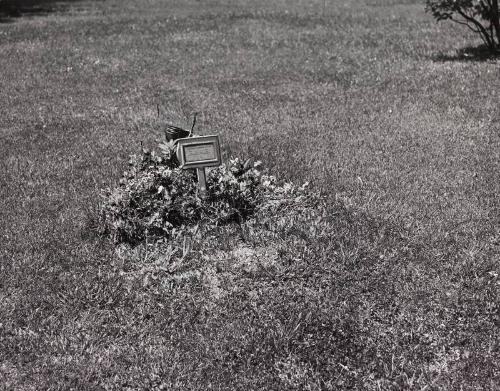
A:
[196,167,207,198]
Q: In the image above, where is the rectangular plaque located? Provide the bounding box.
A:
[176,135,222,169]
[184,143,217,163]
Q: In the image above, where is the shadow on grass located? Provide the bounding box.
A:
[0,0,84,22]
[433,44,500,62]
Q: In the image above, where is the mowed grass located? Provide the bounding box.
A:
[0,0,499,389]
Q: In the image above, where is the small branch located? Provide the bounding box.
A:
[451,17,483,35]
[452,19,489,47]
[491,0,500,47]
[456,8,495,48]
[190,112,198,137]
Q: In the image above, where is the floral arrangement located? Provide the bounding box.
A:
[99,140,310,245]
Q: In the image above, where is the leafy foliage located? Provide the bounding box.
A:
[99,140,311,245]
[426,0,500,52]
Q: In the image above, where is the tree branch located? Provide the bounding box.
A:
[456,7,495,47]
[491,0,500,47]
[450,16,488,46]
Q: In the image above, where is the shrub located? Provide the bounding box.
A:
[426,0,500,53]
[99,140,311,245]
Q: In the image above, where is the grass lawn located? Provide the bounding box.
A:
[0,0,499,389]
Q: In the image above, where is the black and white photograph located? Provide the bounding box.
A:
[1,0,499,389]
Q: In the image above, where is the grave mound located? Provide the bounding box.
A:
[99,139,316,245]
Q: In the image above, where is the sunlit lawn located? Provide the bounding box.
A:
[0,0,498,389]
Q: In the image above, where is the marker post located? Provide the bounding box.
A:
[196,168,207,198]
[176,135,222,199]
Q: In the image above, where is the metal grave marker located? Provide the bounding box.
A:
[176,135,222,198]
